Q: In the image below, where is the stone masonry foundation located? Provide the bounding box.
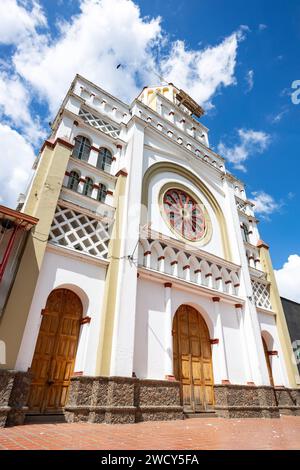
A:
[64,376,183,424]
[214,384,300,418]
[0,370,31,427]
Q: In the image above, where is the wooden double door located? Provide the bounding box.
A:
[28,288,82,413]
[173,305,214,412]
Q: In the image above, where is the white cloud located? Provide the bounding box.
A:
[160,29,245,109]
[0,0,47,45]
[0,124,35,207]
[245,69,254,92]
[218,128,270,171]
[0,71,46,144]
[10,0,247,112]
[270,108,288,124]
[0,0,248,207]
[0,71,31,124]
[275,255,300,303]
[249,190,281,219]
[258,24,267,31]
[13,0,162,112]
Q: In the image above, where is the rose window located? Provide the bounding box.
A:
[163,188,206,241]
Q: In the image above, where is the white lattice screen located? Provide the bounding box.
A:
[251,280,272,310]
[236,199,247,214]
[79,108,120,139]
[49,205,110,259]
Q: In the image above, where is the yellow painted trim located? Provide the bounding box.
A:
[95,172,127,376]
[0,141,72,369]
[259,246,300,387]
[141,162,232,261]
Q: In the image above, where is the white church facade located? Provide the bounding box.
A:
[0,75,299,425]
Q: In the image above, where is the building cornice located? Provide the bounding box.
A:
[132,99,224,164]
[0,205,38,229]
[68,156,117,183]
[138,266,244,306]
[47,242,109,268]
[57,196,115,223]
[63,108,126,147]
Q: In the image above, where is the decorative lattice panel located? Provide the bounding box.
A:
[49,205,110,259]
[79,108,120,139]
[236,199,247,213]
[251,280,272,310]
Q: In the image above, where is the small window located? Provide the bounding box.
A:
[97,147,112,172]
[83,177,94,197]
[68,171,80,191]
[73,135,91,162]
[97,184,107,202]
[241,223,250,243]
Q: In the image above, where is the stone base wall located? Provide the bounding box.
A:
[214,384,300,418]
[0,370,31,427]
[274,387,300,416]
[65,376,183,424]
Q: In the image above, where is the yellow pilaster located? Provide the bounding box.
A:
[258,240,300,387]
[95,170,128,376]
[0,138,73,369]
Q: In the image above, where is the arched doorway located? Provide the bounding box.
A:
[28,288,83,413]
[173,305,214,412]
[262,336,274,387]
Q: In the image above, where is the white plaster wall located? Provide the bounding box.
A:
[15,248,107,376]
[258,312,289,386]
[134,277,247,385]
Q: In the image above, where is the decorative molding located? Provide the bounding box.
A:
[115,169,128,177]
[40,137,75,154]
[257,239,270,250]
[164,282,172,288]
[210,338,219,345]
[212,297,220,303]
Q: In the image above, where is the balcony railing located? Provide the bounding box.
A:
[139,232,240,297]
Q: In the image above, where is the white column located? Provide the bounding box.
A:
[212,297,229,383]
[109,119,146,377]
[164,283,174,378]
[235,304,254,384]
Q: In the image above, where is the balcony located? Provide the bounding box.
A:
[139,230,241,297]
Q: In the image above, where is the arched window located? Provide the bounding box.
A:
[97,147,113,172]
[241,223,250,243]
[83,177,94,197]
[97,183,107,202]
[73,135,91,162]
[68,171,80,191]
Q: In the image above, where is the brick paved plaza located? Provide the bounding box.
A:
[0,416,299,450]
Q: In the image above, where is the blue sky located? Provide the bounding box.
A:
[0,0,299,299]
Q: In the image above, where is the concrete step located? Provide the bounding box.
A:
[184,411,217,419]
[25,413,66,424]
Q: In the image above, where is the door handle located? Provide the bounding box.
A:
[47,379,55,385]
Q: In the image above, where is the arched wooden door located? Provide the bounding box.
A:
[173,305,214,412]
[262,337,274,387]
[28,288,83,413]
